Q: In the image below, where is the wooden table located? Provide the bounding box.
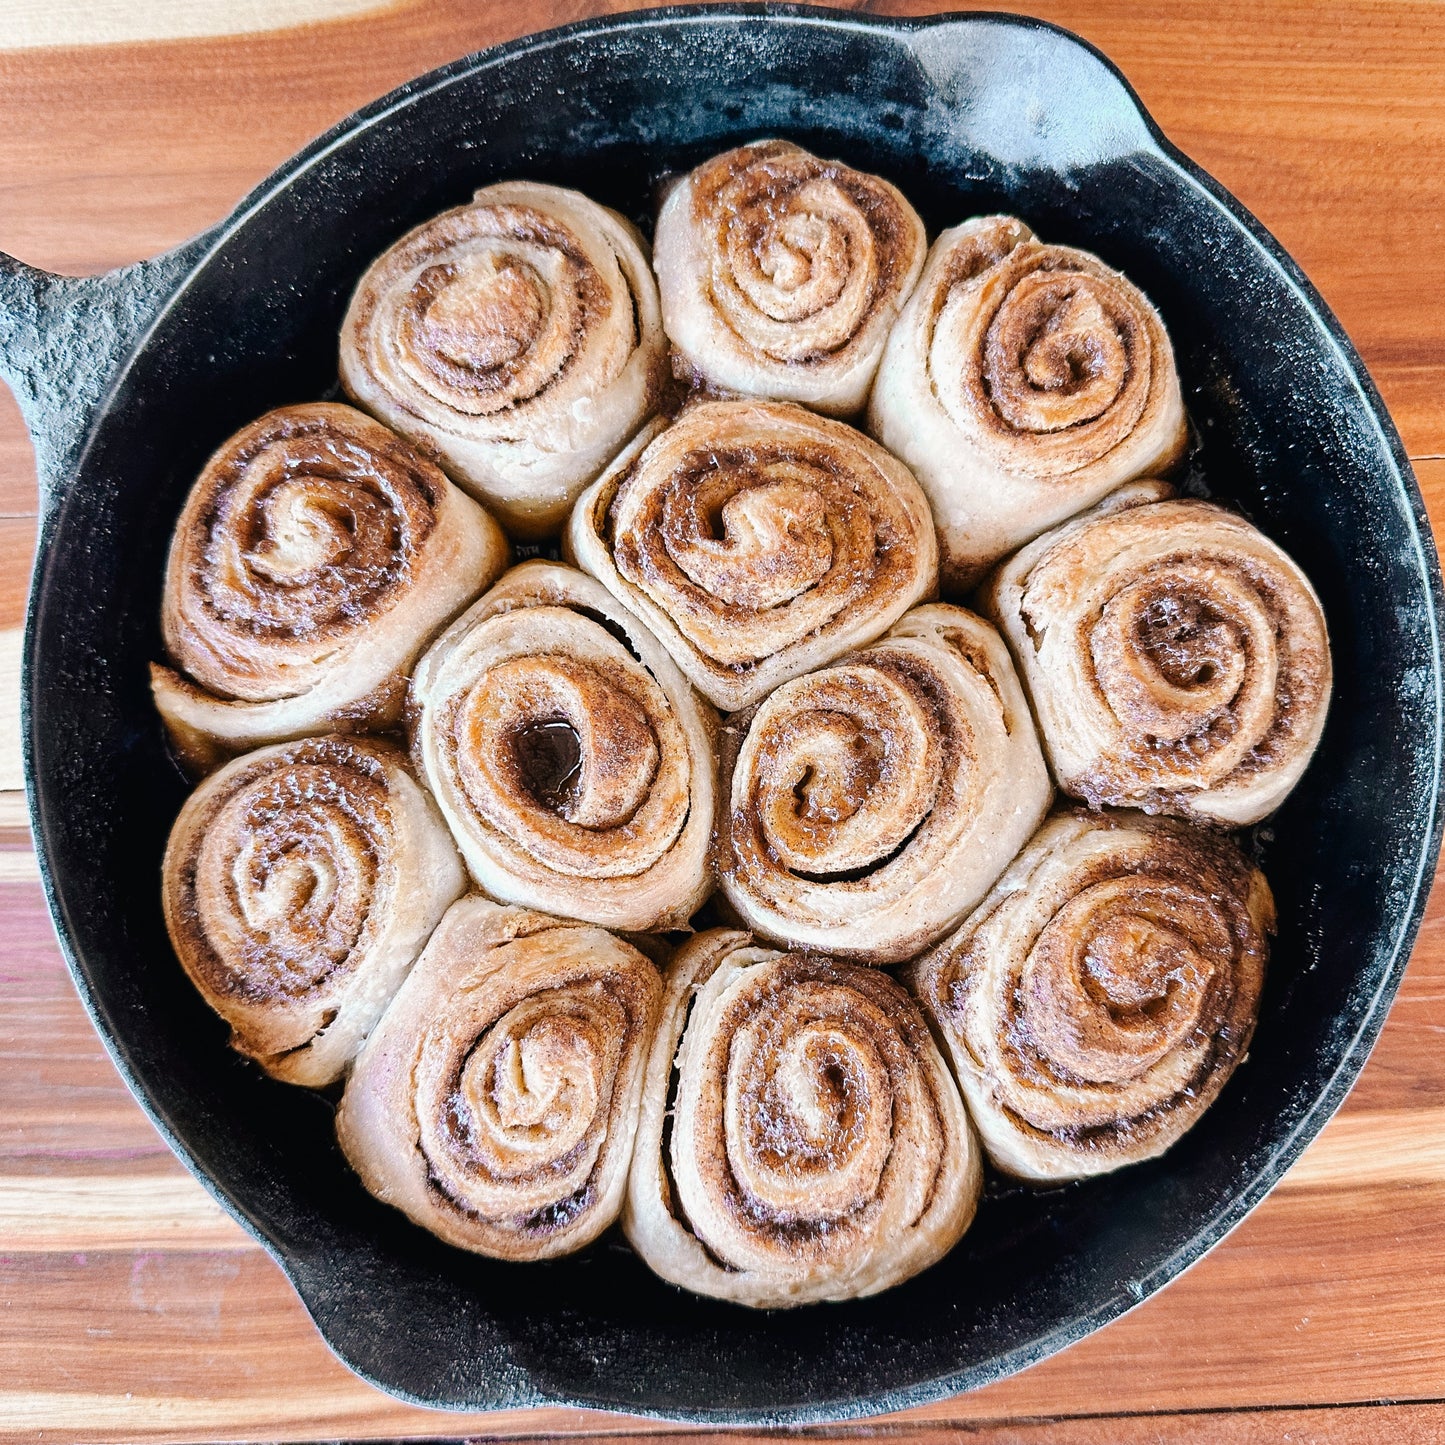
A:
[3,1,1445,1440]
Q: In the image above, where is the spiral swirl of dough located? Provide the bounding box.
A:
[910,808,1273,1182]
[653,140,926,415]
[720,604,1050,962]
[624,931,980,1307]
[340,181,667,537]
[410,561,717,931]
[567,399,937,711]
[161,735,466,1086]
[870,217,1188,590]
[986,482,1332,825]
[151,402,507,774]
[337,898,662,1260]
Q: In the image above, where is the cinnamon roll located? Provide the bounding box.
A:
[719,604,1051,963]
[409,561,717,931]
[337,897,662,1261]
[869,217,1188,591]
[653,140,926,416]
[161,734,466,1087]
[340,181,668,538]
[625,930,980,1307]
[910,808,1272,1182]
[151,402,507,775]
[986,482,1332,825]
[566,399,938,712]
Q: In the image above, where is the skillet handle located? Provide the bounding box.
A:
[0,236,213,526]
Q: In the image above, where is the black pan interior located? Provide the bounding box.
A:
[24,6,1444,1424]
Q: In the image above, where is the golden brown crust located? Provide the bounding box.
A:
[152,402,507,773]
[566,399,938,711]
[910,808,1273,1182]
[654,140,926,415]
[624,930,981,1306]
[337,897,662,1260]
[985,485,1332,825]
[161,734,466,1086]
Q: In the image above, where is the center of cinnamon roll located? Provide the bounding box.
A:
[789,723,884,830]
[985,272,1132,433]
[512,719,584,813]
[195,765,381,1001]
[1132,593,1236,689]
[463,1009,601,1164]
[463,657,660,832]
[206,432,430,639]
[759,211,846,302]
[1021,878,1223,1084]
[746,668,942,879]
[396,224,601,412]
[714,161,881,359]
[763,1030,871,1158]
[235,842,338,933]
[1090,567,1268,746]
[660,459,835,610]
[731,181,864,323]
[244,477,360,583]
[416,978,626,1228]
[727,1008,891,1222]
[421,256,546,371]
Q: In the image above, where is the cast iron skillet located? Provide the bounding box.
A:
[1,3,1441,1425]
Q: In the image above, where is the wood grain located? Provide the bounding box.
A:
[578,1404,1445,1443]
[0,631,23,792]
[568,1406,1445,1445]
[0,0,396,51]
[1,1,1444,1441]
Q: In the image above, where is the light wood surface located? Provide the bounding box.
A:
[0,0,393,51]
[3,2,1445,1441]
